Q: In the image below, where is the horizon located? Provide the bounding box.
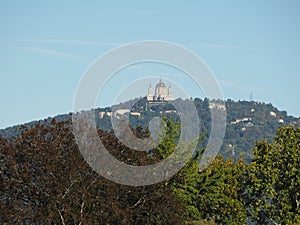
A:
[1,1,300,128]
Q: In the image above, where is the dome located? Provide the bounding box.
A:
[155,79,166,88]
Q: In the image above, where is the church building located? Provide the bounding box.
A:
[147,78,173,101]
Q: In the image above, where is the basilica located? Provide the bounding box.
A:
[147,78,173,101]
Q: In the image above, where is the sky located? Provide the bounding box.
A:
[1,0,300,129]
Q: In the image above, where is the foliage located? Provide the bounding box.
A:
[195,156,247,224]
[159,119,300,224]
[158,117,247,224]
[0,119,184,224]
[171,154,247,224]
[156,116,181,158]
[243,126,300,224]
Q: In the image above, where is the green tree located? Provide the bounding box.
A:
[196,156,247,224]
[157,116,181,158]
[156,117,204,220]
[243,126,300,224]
[170,153,247,224]
[158,117,247,224]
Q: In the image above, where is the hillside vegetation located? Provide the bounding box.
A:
[1,98,299,164]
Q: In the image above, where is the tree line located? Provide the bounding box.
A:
[0,117,299,224]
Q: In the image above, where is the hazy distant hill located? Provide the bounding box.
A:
[1,97,299,163]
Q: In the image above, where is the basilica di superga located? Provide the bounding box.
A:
[146,78,173,101]
[99,79,174,119]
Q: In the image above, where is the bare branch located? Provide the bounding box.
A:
[62,181,75,199]
[57,209,65,225]
[132,197,145,208]
[78,200,85,225]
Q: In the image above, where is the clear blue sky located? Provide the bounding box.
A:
[1,0,300,129]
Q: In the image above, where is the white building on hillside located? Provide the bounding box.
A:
[147,79,173,101]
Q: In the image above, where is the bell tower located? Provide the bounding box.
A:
[147,84,153,101]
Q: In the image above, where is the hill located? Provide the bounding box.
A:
[1,98,299,163]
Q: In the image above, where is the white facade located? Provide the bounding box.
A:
[147,79,173,101]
